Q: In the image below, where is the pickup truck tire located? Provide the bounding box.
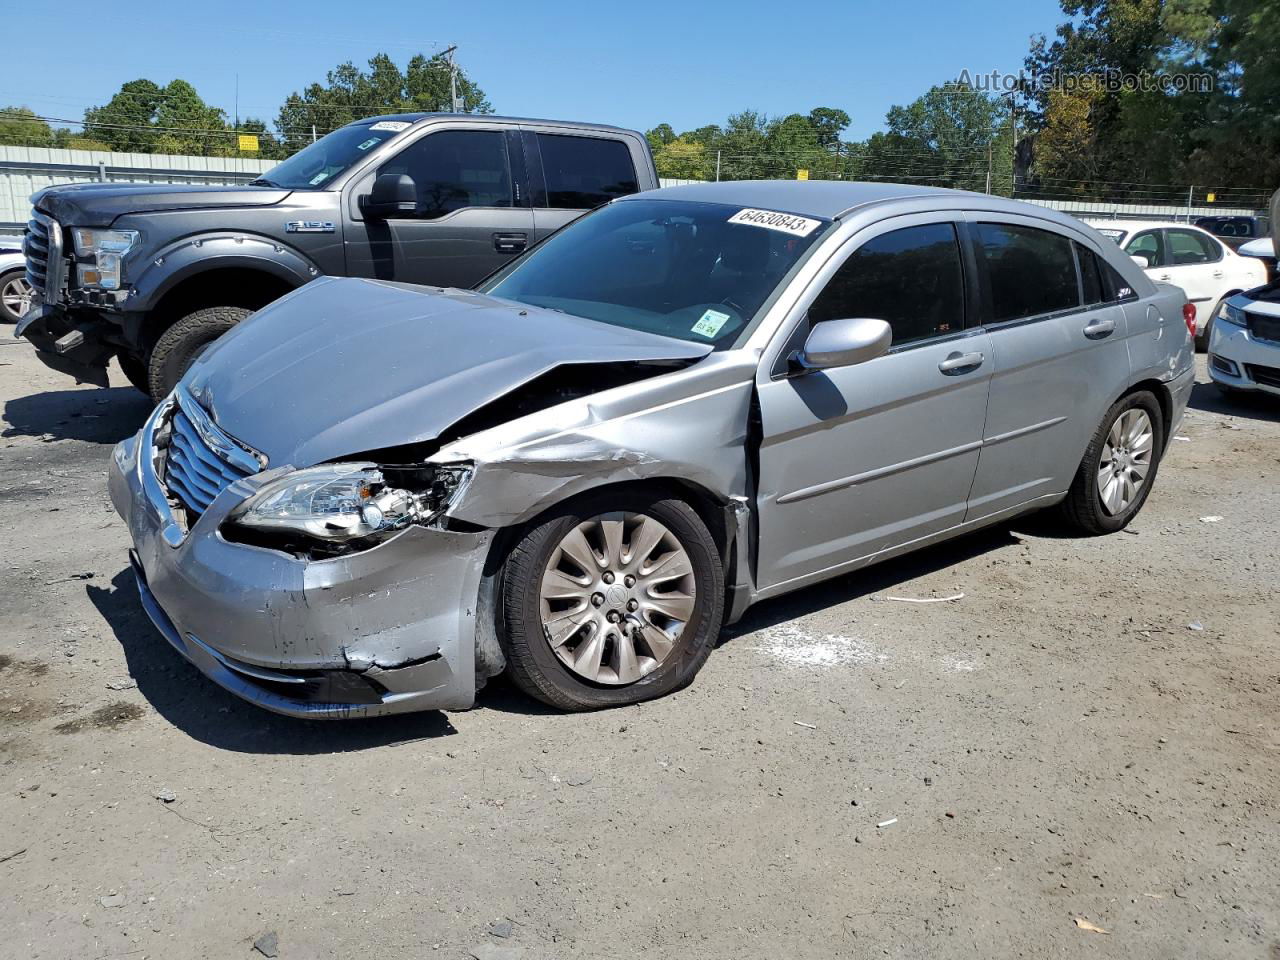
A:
[116,353,151,396]
[147,306,250,398]
[500,493,724,711]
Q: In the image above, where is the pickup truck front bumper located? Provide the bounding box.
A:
[17,302,123,387]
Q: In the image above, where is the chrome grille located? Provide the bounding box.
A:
[163,389,263,515]
[23,210,64,299]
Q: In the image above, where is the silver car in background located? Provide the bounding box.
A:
[108,181,1195,718]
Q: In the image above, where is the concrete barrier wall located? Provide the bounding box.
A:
[0,146,275,229]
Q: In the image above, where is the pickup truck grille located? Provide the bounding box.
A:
[23,210,66,300]
[163,389,263,516]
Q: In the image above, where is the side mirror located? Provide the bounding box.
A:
[1131,253,1153,268]
[795,317,892,372]
[361,173,417,219]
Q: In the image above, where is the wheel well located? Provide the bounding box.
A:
[1126,378,1174,450]
[145,268,296,344]
[479,477,731,576]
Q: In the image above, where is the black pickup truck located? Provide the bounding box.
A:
[19,113,658,398]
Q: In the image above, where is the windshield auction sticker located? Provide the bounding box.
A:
[369,121,411,132]
[728,208,822,237]
[691,309,731,338]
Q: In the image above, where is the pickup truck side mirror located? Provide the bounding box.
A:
[793,317,892,372]
[361,173,418,219]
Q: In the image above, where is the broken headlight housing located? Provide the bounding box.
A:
[227,462,469,543]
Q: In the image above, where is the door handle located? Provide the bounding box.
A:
[1083,318,1116,339]
[938,351,984,374]
[1212,270,1224,279]
[492,232,528,253]
[1156,273,1172,281]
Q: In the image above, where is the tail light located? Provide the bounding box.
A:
[1182,303,1197,337]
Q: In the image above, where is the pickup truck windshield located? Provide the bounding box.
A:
[480,198,831,348]
[252,122,409,190]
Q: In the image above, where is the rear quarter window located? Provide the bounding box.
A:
[536,134,640,209]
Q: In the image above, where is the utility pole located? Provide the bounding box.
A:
[986,138,993,194]
[311,125,317,144]
[715,150,721,182]
[441,44,461,112]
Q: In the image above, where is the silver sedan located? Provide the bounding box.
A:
[109,181,1195,717]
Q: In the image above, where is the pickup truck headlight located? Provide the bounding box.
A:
[70,228,140,291]
[1217,302,1247,328]
[227,462,469,542]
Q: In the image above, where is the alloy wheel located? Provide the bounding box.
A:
[1097,408,1154,515]
[539,512,696,685]
[2,275,32,318]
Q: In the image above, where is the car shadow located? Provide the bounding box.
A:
[722,523,1020,640]
[2,385,153,444]
[1187,379,1280,423]
[86,568,457,753]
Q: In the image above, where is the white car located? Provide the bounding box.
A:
[1086,220,1268,346]
[0,248,32,324]
[1208,284,1280,399]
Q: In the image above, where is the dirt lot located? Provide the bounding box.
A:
[1,333,1277,960]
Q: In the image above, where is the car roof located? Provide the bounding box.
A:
[1083,219,1212,234]
[631,179,1091,224]
[350,112,640,134]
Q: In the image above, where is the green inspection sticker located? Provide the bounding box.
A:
[691,309,731,338]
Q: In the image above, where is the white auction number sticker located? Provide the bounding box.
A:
[728,208,822,237]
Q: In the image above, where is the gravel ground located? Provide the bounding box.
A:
[1,335,1277,960]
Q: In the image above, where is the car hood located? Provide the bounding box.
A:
[1239,237,1275,258]
[184,276,712,467]
[33,182,291,227]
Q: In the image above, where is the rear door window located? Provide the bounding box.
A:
[1166,228,1222,265]
[378,129,513,219]
[535,134,639,209]
[975,222,1081,323]
[809,222,967,345]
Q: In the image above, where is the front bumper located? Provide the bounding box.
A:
[108,411,493,718]
[17,302,122,388]
[1207,320,1280,398]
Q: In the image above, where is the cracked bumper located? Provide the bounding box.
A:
[108,421,493,718]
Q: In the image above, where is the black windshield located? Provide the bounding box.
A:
[479,198,831,348]
[256,121,410,190]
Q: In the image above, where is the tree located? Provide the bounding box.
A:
[83,79,167,152]
[276,52,492,147]
[807,107,851,149]
[645,123,676,151]
[653,137,712,180]
[0,107,56,147]
[856,84,1011,192]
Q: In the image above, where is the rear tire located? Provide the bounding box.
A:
[1060,390,1164,535]
[147,306,250,398]
[500,493,724,711]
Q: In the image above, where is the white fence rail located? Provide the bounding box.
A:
[0,146,274,230]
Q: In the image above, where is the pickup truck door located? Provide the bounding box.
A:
[343,125,533,287]
[522,128,645,242]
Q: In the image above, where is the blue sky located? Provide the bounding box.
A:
[6,0,1066,141]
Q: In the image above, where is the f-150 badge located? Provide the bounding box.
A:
[285,221,335,233]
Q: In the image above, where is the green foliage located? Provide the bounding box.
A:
[276,52,492,147]
[0,106,57,147]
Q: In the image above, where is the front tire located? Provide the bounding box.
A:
[1060,391,1164,535]
[500,493,724,711]
[147,306,251,398]
[116,352,151,397]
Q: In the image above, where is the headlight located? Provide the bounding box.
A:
[70,228,140,291]
[1218,302,1247,328]
[227,462,469,542]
